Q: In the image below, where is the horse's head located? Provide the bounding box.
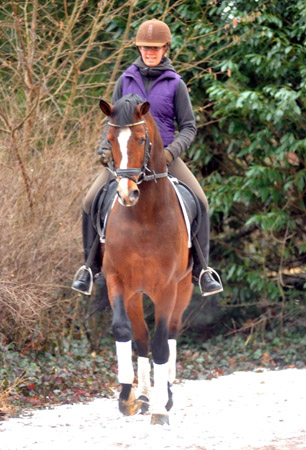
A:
[100,94,152,207]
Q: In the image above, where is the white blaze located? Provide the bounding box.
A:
[118,127,132,198]
[118,127,131,169]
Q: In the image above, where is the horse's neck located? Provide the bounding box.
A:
[149,132,167,173]
[138,176,173,215]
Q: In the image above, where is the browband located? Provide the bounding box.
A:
[108,120,146,128]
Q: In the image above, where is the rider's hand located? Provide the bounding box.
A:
[100,149,112,166]
[165,149,174,166]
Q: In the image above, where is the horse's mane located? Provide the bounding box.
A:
[112,94,144,126]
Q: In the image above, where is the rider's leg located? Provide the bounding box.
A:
[71,168,114,295]
[71,210,101,295]
[83,168,113,215]
[168,158,223,296]
[192,199,223,296]
[168,157,208,208]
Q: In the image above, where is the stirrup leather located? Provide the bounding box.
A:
[72,265,94,295]
[198,267,223,296]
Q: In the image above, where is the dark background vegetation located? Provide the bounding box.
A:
[0,0,305,415]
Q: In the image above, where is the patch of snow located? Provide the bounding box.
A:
[1,369,306,450]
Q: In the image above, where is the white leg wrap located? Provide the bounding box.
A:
[116,341,134,384]
[152,362,169,415]
[137,357,151,399]
[168,339,177,385]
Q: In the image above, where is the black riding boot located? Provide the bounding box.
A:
[71,211,102,295]
[192,201,223,296]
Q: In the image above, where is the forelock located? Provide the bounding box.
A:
[112,94,144,126]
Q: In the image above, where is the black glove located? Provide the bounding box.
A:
[165,149,174,166]
[100,149,112,166]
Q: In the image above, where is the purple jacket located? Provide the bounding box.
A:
[121,64,181,147]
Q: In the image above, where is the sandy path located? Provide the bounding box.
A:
[1,368,306,450]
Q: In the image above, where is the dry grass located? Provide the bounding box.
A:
[0,108,103,347]
[0,374,26,417]
[0,0,137,349]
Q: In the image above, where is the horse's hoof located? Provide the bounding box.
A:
[118,398,140,416]
[138,395,150,414]
[150,413,170,426]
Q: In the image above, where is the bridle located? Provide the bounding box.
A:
[107,120,168,184]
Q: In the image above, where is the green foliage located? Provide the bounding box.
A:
[187,0,306,308]
[0,335,117,415]
[177,326,306,380]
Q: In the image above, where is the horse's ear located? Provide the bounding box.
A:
[100,99,113,116]
[139,101,150,117]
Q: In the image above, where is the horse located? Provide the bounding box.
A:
[99,93,194,425]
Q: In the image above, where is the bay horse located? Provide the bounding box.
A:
[99,94,194,425]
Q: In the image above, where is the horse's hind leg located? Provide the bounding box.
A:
[150,314,172,425]
[127,293,150,413]
[149,289,178,426]
[111,293,139,416]
[167,275,193,411]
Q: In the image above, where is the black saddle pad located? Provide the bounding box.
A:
[174,180,199,225]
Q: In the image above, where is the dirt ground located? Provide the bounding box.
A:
[1,368,306,450]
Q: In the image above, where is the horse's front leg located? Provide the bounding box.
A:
[167,274,194,411]
[111,290,139,416]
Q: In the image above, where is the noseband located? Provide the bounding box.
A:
[108,120,168,184]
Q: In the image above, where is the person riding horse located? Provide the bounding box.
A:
[72,19,223,297]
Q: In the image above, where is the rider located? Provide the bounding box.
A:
[72,19,223,297]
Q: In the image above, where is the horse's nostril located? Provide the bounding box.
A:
[117,187,139,207]
[130,189,140,201]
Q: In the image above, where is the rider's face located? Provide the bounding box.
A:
[138,45,167,67]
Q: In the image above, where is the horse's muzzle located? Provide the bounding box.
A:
[117,178,140,207]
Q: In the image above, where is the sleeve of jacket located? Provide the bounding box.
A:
[97,78,123,154]
[165,79,197,160]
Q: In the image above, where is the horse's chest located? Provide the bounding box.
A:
[108,222,171,253]
[105,200,187,274]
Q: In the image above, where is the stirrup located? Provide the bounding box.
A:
[71,265,94,296]
[199,267,223,297]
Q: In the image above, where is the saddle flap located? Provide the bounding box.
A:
[169,177,200,247]
[91,179,118,239]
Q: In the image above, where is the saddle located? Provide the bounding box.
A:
[91,177,201,245]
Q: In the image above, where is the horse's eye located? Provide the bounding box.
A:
[139,137,146,145]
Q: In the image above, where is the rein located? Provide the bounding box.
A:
[108,120,168,184]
